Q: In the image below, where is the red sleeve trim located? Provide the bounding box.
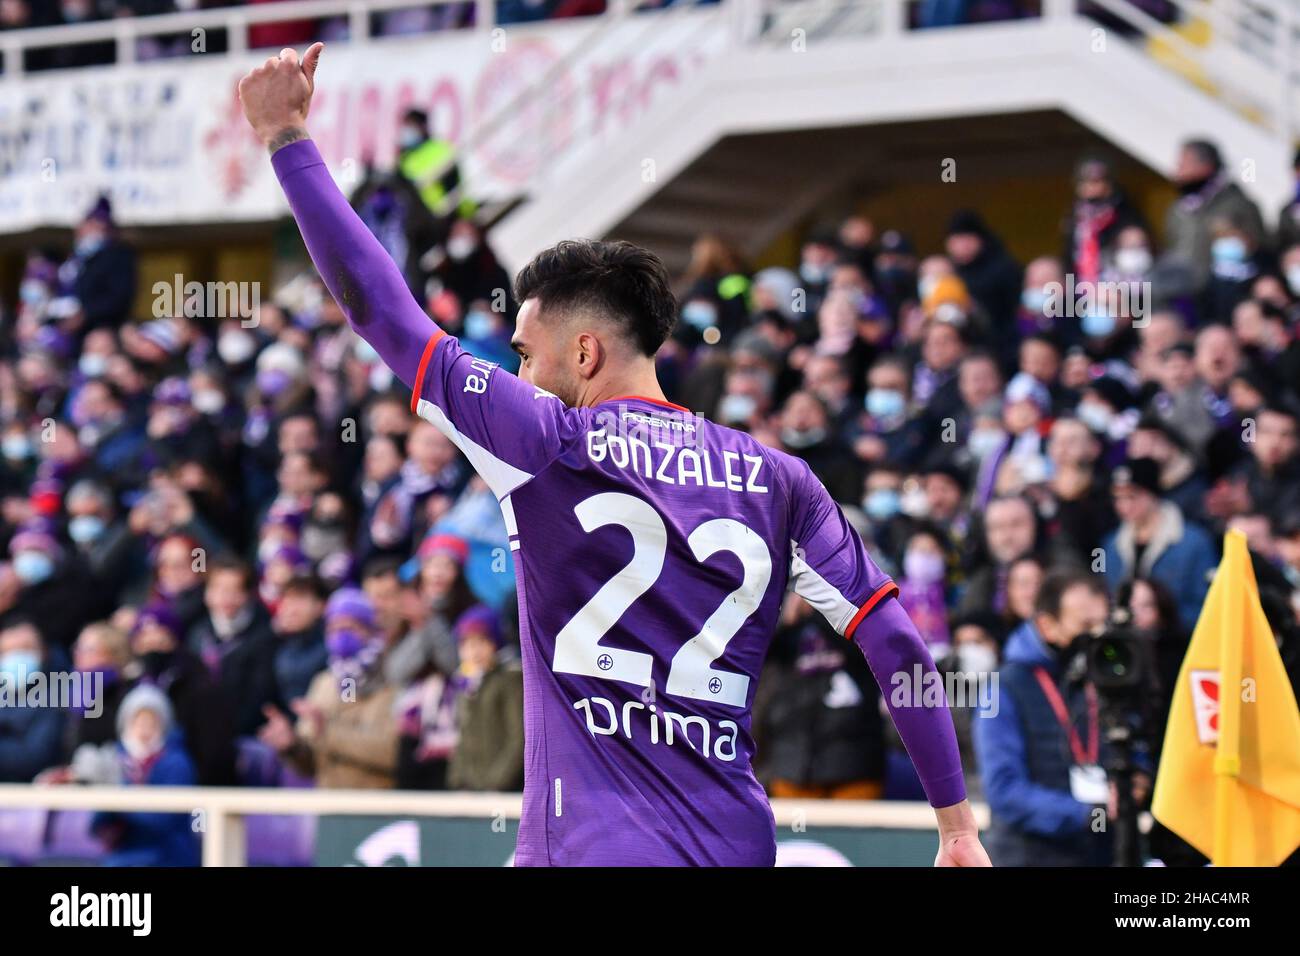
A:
[410,329,447,414]
[843,580,899,641]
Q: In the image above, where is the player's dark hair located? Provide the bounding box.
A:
[1034,567,1105,620]
[514,239,677,357]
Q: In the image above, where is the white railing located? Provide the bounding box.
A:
[0,784,988,866]
[0,0,497,76]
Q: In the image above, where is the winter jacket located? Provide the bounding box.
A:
[1100,502,1218,631]
[447,662,524,792]
[972,621,1112,866]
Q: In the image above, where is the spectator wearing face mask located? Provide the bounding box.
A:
[0,523,94,652]
[1100,458,1217,631]
[1162,138,1267,296]
[852,356,926,472]
[976,373,1052,507]
[1202,213,1271,324]
[396,107,474,223]
[128,602,237,786]
[777,390,860,504]
[429,219,513,312]
[935,610,1004,802]
[679,235,751,347]
[895,526,953,657]
[0,422,38,498]
[57,196,136,332]
[0,622,65,782]
[65,480,135,599]
[1102,225,1157,291]
[90,684,200,868]
[1074,375,1139,466]
[446,605,524,792]
[262,587,399,788]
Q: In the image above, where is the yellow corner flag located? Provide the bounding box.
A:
[1151,530,1300,866]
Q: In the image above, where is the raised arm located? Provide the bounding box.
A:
[238,43,432,386]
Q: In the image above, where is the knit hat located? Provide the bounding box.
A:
[152,376,192,407]
[454,604,503,648]
[324,586,375,629]
[133,602,182,640]
[1004,372,1051,413]
[418,532,470,565]
[137,319,183,357]
[116,683,174,739]
[1111,458,1162,497]
[922,274,972,321]
[1086,375,1135,412]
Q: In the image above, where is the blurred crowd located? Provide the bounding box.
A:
[0,0,624,71]
[2,126,1300,866]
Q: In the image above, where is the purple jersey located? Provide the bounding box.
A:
[411,331,899,864]
[272,140,966,867]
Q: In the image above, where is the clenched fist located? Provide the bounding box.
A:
[237,41,324,152]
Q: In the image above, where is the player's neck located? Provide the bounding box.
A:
[578,365,667,409]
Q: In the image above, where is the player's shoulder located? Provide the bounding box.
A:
[692,414,813,498]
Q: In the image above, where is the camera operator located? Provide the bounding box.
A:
[974,568,1121,865]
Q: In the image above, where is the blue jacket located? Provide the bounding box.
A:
[92,739,200,867]
[972,622,1110,866]
[1100,504,1217,631]
[0,678,65,782]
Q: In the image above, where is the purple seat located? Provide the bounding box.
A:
[0,809,48,866]
[245,814,317,867]
[38,810,105,865]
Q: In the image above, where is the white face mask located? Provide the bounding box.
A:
[123,734,162,761]
[218,330,257,365]
[1077,402,1114,434]
[446,236,476,261]
[1114,247,1152,276]
[968,428,1005,460]
[956,643,997,674]
[193,389,226,415]
[900,486,930,518]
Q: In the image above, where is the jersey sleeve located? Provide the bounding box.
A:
[410,331,575,499]
[785,455,967,808]
[786,456,898,638]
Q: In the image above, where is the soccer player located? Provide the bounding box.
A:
[238,44,990,867]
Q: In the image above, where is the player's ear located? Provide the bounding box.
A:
[574,331,603,380]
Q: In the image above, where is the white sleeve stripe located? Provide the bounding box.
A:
[500,494,519,537]
[789,538,858,635]
[414,398,535,500]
